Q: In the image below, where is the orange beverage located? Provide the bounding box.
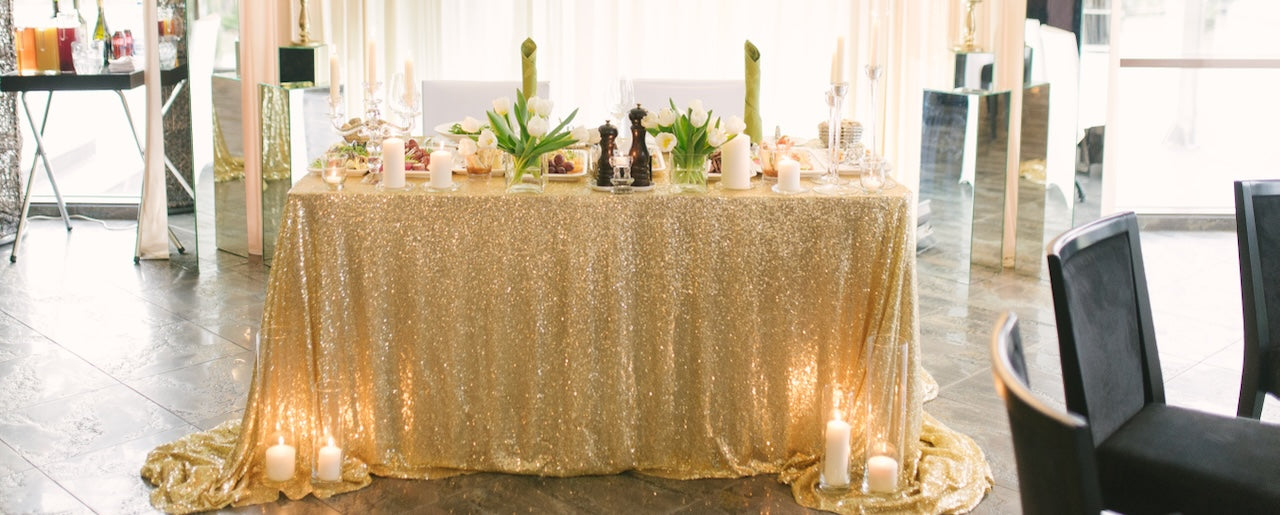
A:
[19,28,38,73]
[35,27,60,74]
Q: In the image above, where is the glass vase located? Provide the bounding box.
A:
[669,150,710,194]
[861,335,909,496]
[505,154,546,194]
[818,385,856,492]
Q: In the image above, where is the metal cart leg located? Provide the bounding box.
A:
[11,92,72,263]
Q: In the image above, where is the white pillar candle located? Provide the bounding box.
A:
[265,437,296,482]
[403,59,415,105]
[778,157,801,192]
[830,36,844,83]
[721,133,752,190]
[823,415,852,487]
[366,40,377,84]
[382,137,405,189]
[429,150,453,189]
[316,436,342,482]
[866,455,899,493]
[329,53,341,104]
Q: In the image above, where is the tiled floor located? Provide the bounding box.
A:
[0,214,1273,514]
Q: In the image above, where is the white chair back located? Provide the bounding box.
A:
[632,79,745,120]
[421,80,550,134]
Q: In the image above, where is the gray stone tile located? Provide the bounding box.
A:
[969,484,1021,514]
[0,441,33,478]
[1163,363,1245,417]
[0,346,117,411]
[126,352,254,425]
[41,425,199,515]
[0,468,93,514]
[923,396,1017,488]
[0,312,55,363]
[58,320,248,381]
[0,384,187,466]
[195,409,246,431]
[315,476,454,513]
[216,496,342,514]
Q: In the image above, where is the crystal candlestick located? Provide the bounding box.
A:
[814,82,850,195]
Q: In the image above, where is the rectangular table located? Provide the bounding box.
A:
[144,174,929,510]
[0,66,190,261]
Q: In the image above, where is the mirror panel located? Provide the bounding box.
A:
[919,88,1009,282]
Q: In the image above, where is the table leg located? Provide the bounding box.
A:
[11,92,73,263]
[116,90,145,158]
[23,92,72,231]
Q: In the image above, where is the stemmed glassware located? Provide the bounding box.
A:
[814,82,851,195]
[607,76,634,127]
[328,72,421,184]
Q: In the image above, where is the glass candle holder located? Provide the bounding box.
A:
[818,386,855,492]
[860,155,888,194]
[861,335,909,495]
[313,383,344,483]
[322,152,347,191]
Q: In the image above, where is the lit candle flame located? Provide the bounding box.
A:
[277,436,284,446]
[328,436,336,447]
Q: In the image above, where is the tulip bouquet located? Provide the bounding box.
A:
[485,89,579,189]
[644,99,740,188]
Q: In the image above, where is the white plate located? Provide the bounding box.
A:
[434,122,479,142]
[800,147,860,175]
[547,170,587,182]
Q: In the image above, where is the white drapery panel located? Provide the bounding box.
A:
[316,1,976,193]
[137,0,167,259]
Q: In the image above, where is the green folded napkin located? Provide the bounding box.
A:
[744,40,762,143]
[521,38,537,99]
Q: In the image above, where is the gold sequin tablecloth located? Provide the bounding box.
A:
[143,176,991,513]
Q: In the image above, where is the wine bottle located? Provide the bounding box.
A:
[93,0,111,63]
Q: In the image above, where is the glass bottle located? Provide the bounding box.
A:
[93,0,112,64]
[35,13,60,75]
[55,0,78,73]
[627,105,652,188]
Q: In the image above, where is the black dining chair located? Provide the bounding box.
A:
[1048,211,1280,514]
[1235,180,1280,419]
[990,312,1103,515]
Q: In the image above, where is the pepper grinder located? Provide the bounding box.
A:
[628,104,652,188]
[597,120,618,188]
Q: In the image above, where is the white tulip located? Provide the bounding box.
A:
[529,96,553,117]
[492,97,511,116]
[570,125,589,144]
[688,99,705,113]
[587,128,601,145]
[478,129,498,149]
[641,112,658,129]
[656,107,677,127]
[725,115,746,134]
[690,108,709,128]
[457,137,478,156]
[461,116,482,133]
[655,132,677,153]
[707,128,728,147]
[527,116,549,138]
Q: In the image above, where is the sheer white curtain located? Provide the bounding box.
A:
[322,0,963,191]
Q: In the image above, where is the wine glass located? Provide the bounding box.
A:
[607,76,634,126]
[388,72,419,134]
